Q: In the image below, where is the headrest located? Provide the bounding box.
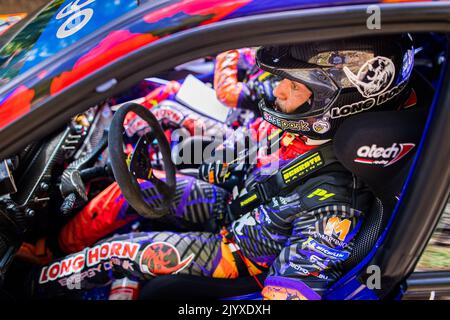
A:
[333,108,427,204]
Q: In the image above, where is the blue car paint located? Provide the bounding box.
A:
[19,0,138,75]
[226,0,375,19]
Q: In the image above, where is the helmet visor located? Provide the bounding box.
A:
[256,46,340,118]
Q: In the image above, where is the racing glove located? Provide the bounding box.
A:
[199,160,234,185]
[199,160,251,191]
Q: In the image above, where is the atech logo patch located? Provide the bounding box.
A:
[354,143,415,167]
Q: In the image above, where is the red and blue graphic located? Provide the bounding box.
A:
[139,242,195,276]
[19,0,138,75]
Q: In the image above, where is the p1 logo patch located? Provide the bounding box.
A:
[307,188,335,201]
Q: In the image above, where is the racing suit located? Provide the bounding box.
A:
[30,62,422,299]
[34,156,372,300]
[214,48,277,111]
[33,120,373,300]
[58,116,316,253]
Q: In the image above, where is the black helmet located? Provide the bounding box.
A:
[256,34,414,140]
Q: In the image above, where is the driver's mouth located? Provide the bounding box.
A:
[274,100,283,112]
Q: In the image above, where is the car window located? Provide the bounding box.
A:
[415,196,450,271]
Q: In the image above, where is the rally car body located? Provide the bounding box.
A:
[0,0,449,300]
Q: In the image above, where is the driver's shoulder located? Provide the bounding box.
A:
[290,170,359,212]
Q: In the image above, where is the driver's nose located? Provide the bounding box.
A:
[273,79,290,100]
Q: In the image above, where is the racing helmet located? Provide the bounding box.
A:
[256,34,415,140]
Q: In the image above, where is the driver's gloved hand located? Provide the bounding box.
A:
[199,160,233,185]
[198,160,250,191]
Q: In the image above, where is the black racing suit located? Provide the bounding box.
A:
[30,73,429,300]
[32,158,373,300]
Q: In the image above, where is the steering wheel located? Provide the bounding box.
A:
[109,103,176,218]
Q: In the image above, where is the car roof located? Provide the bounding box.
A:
[0,0,435,130]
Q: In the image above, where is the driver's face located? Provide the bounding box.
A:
[273,79,312,114]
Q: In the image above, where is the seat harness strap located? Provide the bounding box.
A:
[230,143,339,215]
